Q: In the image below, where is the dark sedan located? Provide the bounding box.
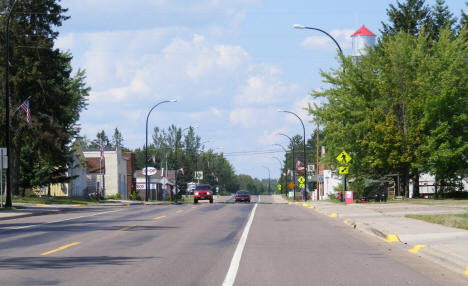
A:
[235,190,250,203]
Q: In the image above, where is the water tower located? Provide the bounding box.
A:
[351,25,376,59]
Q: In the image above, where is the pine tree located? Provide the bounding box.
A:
[431,0,457,38]
[1,0,89,206]
[381,0,431,36]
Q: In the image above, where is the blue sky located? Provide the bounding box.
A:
[56,0,466,179]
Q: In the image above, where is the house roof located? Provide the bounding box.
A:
[86,157,105,174]
[351,25,376,37]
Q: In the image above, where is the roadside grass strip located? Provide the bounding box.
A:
[406,213,468,231]
[408,244,427,253]
[329,213,338,218]
[384,234,400,243]
[154,215,167,220]
[41,242,81,256]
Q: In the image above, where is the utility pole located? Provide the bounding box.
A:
[316,120,320,201]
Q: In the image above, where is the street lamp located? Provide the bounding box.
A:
[293,24,343,54]
[277,109,308,201]
[145,99,177,201]
[271,156,283,195]
[277,133,296,201]
[262,165,271,195]
[196,140,212,183]
[4,0,20,208]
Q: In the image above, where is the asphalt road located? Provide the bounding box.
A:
[0,196,466,286]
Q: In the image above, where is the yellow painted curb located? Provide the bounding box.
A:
[408,244,427,253]
[154,215,166,220]
[302,203,309,207]
[464,266,468,276]
[176,210,184,213]
[343,218,351,224]
[72,204,84,207]
[288,202,292,205]
[384,234,400,243]
[329,213,338,218]
[308,205,315,209]
[35,204,47,206]
[294,202,299,205]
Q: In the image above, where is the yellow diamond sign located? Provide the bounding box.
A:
[277,184,282,191]
[336,151,352,164]
[288,182,295,189]
[339,166,349,175]
[298,176,305,184]
[299,183,305,189]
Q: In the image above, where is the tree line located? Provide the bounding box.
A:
[312,0,468,198]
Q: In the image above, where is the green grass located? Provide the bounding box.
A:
[391,198,468,206]
[406,213,468,230]
[12,196,101,205]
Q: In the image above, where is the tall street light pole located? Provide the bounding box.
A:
[272,156,283,195]
[278,109,307,201]
[262,166,270,195]
[145,99,177,201]
[4,0,19,208]
[294,25,343,200]
[278,133,296,201]
[293,24,343,54]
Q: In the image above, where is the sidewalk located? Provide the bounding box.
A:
[298,201,468,277]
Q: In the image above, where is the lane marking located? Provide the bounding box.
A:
[384,234,400,243]
[222,203,258,286]
[40,242,81,256]
[176,210,184,213]
[9,209,123,230]
[408,244,427,253]
[119,225,136,231]
[154,215,167,220]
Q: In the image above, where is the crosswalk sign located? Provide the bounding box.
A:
[339,166,349,175]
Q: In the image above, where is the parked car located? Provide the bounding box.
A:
[194,184,213,204]
[356,197,370,203]
[235,190,250,203]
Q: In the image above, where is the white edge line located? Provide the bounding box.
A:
[222,203,258,286]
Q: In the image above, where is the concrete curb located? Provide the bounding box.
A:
[0,212,34,221]
[310,206,468,277]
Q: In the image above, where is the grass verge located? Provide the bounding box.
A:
[0,206,26,211]
[12,196,100,205]
[405,213,468,230]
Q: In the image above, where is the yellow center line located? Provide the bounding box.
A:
[154,215,167,220]
[176,210,184,213]
[119,225,136,231]
[40,242,81,256]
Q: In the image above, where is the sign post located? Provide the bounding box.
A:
[336,151,352,202]
[0,148,6,208]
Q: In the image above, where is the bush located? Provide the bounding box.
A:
[106,193,121,200]
[129,190,141,201]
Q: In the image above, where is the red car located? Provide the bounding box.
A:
[194,184,213,204]
[235,190,250,203]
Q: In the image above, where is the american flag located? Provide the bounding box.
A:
[20,99,31,124]
[100,145,104,163]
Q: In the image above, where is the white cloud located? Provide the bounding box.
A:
[299,29,354,51]
[234,64,300,106]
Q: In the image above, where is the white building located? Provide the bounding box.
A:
[84,147,128,199]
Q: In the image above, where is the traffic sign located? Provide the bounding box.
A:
[298,176,305,184]
[195,171,203,180]
[288,182,295,189]
[277,184,282,191]
[339,166,349,175]
[299,183,305,189]
[336,151,352,164]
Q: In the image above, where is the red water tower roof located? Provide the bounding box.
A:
[351,25,376,37]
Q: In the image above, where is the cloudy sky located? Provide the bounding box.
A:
[56,0,465,178]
